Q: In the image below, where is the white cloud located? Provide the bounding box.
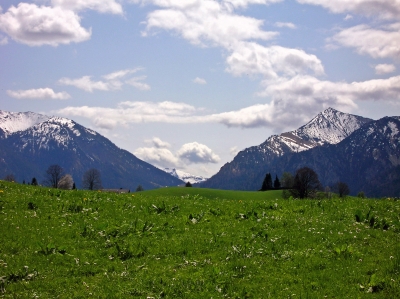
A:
[330,23,400,60]
[56,72,400,131]
[103,68,142,80]
[59,69,150,92]
[226,42,324,79]
[177,142,220,164]
[297,0,400,20]
[126,76,151,91]
[193,77,207,84]
[7,88,70,100]
[0,3,91,46]
[51,0,123,14]
[344,14,353,21]
[375,64,396,75]
[274,22,296,29]
[56,101,200,129]
[145,137,172,148]
[134,138,220,168]
[140,0,278,48]
[59,76,116,92]
[230,146,239,156]
[227,0,283,8]
[134,146,179,168]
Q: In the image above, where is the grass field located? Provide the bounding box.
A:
[0,181,399,298]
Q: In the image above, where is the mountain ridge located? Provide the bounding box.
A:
[0,110,183,190]
[201,107,372,190]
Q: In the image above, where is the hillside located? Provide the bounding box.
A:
[0,111,183,190]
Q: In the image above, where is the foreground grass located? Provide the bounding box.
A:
[0,182,399,298]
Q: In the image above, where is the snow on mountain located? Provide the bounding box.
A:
[163,167,208,184]
[15,116,99,150]
[0,111,49,136]
[256,107,373,156]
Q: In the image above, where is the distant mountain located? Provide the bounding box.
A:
[202,108,372,190]
[255,116,400,197]
[162,167,208,184]
[0,111,183,190]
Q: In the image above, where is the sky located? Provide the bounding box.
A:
[1,0,400,178]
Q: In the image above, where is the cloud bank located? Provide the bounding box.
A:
[7,88,70,100]
[133,137,220,168]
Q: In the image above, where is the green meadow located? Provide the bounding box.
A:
[0,181,399,298]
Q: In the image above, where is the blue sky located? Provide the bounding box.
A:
[1,0,399,177]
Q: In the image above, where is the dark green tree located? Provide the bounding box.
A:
[136,185,144,192]
[334,181,350,198]
[274,175,281,189]
[31,177,38,186]
[261,173,272,191]
[185,181,192,187]
[281,172,294,188]
[290,167,321,199]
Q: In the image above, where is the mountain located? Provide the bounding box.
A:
[162,167,208,184]
[201,108,372,190]
[0,111,183,190]
[255,116,400,197]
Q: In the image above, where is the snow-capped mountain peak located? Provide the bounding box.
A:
[257,107,373,156]
[162,168,208,184]
[0,111,49,136]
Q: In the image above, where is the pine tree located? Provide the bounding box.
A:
[274,175,281,189]
[31,177,38,186]
[261,173,272,191]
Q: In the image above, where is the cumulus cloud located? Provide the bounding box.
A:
[193,77,207,84]
[7,88,70,100]
[177,142,220,164]
[0,3,91,46]
[51,0,123,14]
[133,137,219,167]
[226,42,324,79]
[134,146,179,168]
[139,0,278,48]
[59,69,151,92]
[375,64,396,75]
[259,75,400,107]
[330,23,400,60]
[274,22,296,29]
[296,0,400,20]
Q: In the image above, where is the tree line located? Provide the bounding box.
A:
[3,164,145,192]
[260,166,351,199]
